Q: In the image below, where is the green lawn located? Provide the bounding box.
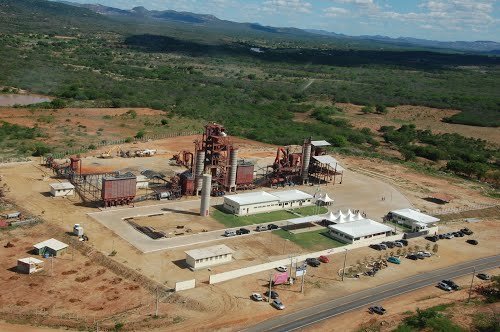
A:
[386,220,411,232]
[273,229,346,251]
[212,205,328,228]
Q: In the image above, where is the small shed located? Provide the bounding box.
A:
[17,257,44,274]
[49,182,75,197]
[136,175,150,189]
[33,238,68,257]
[185,244,234,269]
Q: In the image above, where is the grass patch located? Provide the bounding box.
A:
[212,205,328,228]
[272,228,345,251]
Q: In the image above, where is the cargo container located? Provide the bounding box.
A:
[236,161,254,186]
[101,174,136,207]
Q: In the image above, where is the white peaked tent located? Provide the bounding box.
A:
[325,209,365,224]
[317,193,334,206]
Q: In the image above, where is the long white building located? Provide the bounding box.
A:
[328,218,393,244]
[223,189,313,216]
[389,208,440,231]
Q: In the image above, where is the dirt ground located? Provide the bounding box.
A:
[335,103,500,146]
[0,132,498,331]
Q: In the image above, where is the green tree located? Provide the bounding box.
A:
[134,130,145,139]
[375,104,388,114]
[361,105,374,114]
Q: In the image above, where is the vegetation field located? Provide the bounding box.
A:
[212,206,328,228]
[273,228,345,251]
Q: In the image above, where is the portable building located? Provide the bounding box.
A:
[328,219,393,244]
[17,257,44,274]
[185,244,234,269]
[389,208,440,231]
[49,182,75,197]
[33,238,68,257]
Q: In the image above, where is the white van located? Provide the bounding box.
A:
[224,230,237,237]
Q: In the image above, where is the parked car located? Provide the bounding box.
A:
[438,234,445,239]
[382,241,395,249]
[425,235,439,242]
[264,290,279,299]
[255,225,268,232]
[276,266,287,272]
[238,228,250,234]
[467,239,478,245]
[267,224,279,230]
[394,241,404,247]
[318,255,330,263]
[397,239,409,246]
[306,257,321,267]
[444,233,454,239]
[271,299,285,310]
[251,293,263,301]
[370,244,384,251]
[387,256,401,264]
[418,251,432,257]
[461,228,473,235]
[224,230,237,237]
[437,281,453,291]
[369,306,386,315]
[416,252,426,260]
[406,254,418,260]
[453,231,464,238]
[442,279,459,290]
[477,273,491,280]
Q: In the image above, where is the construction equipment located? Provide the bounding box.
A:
[99,146,122,159]
[135,149,157,157]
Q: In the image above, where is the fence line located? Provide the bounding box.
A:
[48,130,202,160]
[428,203,498,216]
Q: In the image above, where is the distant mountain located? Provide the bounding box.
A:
[307,29,500,53]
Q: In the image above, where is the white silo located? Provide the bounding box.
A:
[200,174,212,217]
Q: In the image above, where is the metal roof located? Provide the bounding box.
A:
[391,208,440,224]
[311,140,331,147]
[287,214,326,225]
[224,191,279,205]
[18,257,44,264]
[272,190,313,202]
[328,219,392,238]
[185,244,234,260]
[33,238,68,251]
[49,182,74,190]
[312,155,345,171]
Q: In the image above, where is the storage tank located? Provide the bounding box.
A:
[101,173,137,207]
[200,174,211,217]
[73,224,84,237]
[194,150,205,195]
[301,139,312,184]
[228,148,238,191]
[180,171,195,196]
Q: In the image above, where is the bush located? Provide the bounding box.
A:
[124,137,133,143]
[134,130,145,139]
[361,105,374,114]
[31,143,52,156]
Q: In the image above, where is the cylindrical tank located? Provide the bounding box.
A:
[73,224,84,237]
[228,148,238,191]
[200,174,212,217]
[194,150,205,195]
[301,139,312,184]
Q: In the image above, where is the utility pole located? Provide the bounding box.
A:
[51,256,54,277]
[155,286,159,317]
[341,248,348,281]
[467,267,476,303]
[300,269,305,293]
[268,272,273,303]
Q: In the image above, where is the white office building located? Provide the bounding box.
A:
[223,190,313,216]
[185,244,234,269]
[389,208,440,231]
[328,218,393,244]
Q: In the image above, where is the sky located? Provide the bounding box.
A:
[69,0,499,41]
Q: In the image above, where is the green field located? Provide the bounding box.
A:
[273,228,346,251]
[212,205,328,228]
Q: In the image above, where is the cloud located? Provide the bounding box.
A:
[324,7,349,17]
[262,0,313,14]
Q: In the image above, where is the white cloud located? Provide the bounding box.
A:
[324,7,349,17]
[262,0,313,14]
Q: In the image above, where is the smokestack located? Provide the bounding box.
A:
[301,138,312,184]
[228,148,238,192]
[200,174,212,217]
[195,150,205,195]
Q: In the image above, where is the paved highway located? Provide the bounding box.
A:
[243,255,500,332]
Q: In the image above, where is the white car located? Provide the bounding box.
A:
[418,251,432,257]
[251,293,263,301]
[394,242,404,247]
[276,266,288,272]
[437,281,453,291]
[271,299,285,310]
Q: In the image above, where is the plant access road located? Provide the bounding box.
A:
[242,255,500,332]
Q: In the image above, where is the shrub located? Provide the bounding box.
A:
[134,130,145,139]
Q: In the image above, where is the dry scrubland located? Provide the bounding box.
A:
[0,133,498,331]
